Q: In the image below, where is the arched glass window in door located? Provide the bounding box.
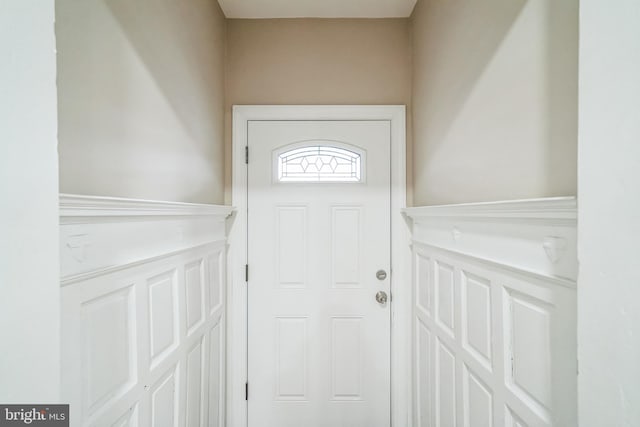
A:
[276,143,363,182]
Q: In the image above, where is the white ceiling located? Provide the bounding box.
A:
[217,0,418,19]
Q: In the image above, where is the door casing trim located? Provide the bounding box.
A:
[228,105,410,427]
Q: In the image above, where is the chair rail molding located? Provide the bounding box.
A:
[60,193,232,221]
[403,197,577,282]
[59,194,234,426]
[60,194,234,284]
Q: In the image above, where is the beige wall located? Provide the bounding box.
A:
[411,0,578,205]
[225,18,413,203]
[57,0,226,204]
[56,2,577,207]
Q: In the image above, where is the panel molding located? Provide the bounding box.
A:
[276,206,307,288]
[414,242,576,290]
[331,206,363,288]
[331,316,364,401]
[148,270,179,368]
[460,271,492,372]
[415,319,432,427]
[435,337,456,427]
[462,363,493,427]
[275,317,308,401]
[150,364,179,427]
[81,285,138,418]
[60,194,231,427]
[409,198,577,427]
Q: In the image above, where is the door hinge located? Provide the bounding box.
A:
[245,146,249,164]
[245,264,249,282]
[245,382,249,400]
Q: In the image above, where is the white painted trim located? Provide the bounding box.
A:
[411,241,577,289]
[59,194,232,426]
[404,197,578,282]
[60,241,225,286]
[406,198,578,426]
[403,197,577,223]
[60,193,233,222]
[60,194,234,283]
[409,243,577,426]
[229,105,410,427]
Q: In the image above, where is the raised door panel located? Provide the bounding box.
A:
[463,364,493,427]
[150,365,179,427]
[208,251,224,314]
[82,285,137,416]
[148,270,179,368]
[435,338,456,427]
[505,288,552,420]
[208,321,223,427]
[275,317,308,401]
[416,253,432,316]
[185,338,206,427]
[276,207,307,289]
[331,207,362,288]
[416,319,432,427]
[331,317,363,400]
[462,272,493,372]
[185,260,205,336]
[435,261,455,338]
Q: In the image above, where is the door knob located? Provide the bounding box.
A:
[375,291,388,305]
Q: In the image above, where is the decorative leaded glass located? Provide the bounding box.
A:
[277,145,362,182]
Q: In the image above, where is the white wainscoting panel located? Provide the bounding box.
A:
[404,198,577,427]
[60,194,233,427]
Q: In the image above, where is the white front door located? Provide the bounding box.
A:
[247,120,391,427]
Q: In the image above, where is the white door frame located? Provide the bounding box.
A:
[228,105,411,427]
